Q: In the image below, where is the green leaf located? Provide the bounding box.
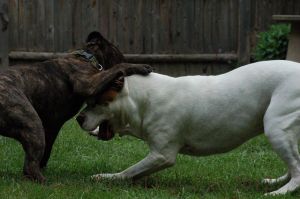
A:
[254,24,290,61]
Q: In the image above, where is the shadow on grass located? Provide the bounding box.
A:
[2,169,300,197]
[104,174,300,196]
[0,170,241,194]
[1,156,299,198]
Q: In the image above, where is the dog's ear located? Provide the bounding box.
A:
[85,31,125,69]
[67,62,149,97]
[69,67,123,97]
[93,77,124,105]
[96,89,119,104]
[86,31,104,43]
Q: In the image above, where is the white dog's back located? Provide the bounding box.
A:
[120,60,300,154]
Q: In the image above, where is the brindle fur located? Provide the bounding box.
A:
[0,32,151,183]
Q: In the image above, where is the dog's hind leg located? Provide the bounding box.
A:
[263,118,300,195]
[12,108,46,182]
[1,94,47,182]
[21,132,45,183]
[18,119,46,183]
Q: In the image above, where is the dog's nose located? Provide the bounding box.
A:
[76,114,85,126]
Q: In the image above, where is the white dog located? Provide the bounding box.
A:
[77,60,300,195]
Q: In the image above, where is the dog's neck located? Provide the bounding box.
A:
[71,49,103,71]
[107,78,148,140]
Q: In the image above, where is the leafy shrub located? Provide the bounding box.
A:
[254,24,291,61]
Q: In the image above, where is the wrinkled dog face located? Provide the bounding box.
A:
[77,102,110,132]
[77,100,116,141]
[76,78,124,140]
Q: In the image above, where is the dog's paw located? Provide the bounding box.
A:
[264,190,288,196]
[262,173,290,185]
[262,178,277,185]
[91,173,123,181]
[122,63,153,76]
[142,64,153,75]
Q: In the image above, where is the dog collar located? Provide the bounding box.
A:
[72,50,103,71]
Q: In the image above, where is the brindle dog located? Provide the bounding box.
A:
[0,31,151,183]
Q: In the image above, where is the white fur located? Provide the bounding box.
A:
[80,60,300,195]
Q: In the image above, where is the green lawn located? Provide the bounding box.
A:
[0,119,299,199]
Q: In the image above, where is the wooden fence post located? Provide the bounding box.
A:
[238,0,251,65]
[0,0,9,68]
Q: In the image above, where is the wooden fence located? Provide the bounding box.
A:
[2,0,300,75]
[0,0,9,69]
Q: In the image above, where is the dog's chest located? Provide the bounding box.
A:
[179,145,201,156]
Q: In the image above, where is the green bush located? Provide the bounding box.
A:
[254,24,291,61]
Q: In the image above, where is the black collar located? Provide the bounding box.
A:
[72,50,103,71]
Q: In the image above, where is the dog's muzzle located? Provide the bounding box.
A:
[76,114,85,127]
[97,120,115,141]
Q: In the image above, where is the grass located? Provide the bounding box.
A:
[0,119,299,199]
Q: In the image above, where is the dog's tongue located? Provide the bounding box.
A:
[98,120,115,141]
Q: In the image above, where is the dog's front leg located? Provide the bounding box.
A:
[92,150,177,181]
[40,125,62,168]
[92,131,180,181]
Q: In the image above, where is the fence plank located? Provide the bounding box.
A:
[9,51,238,63]
[72,0,83,48]
[8,0,18,50]
[0,0,9,68]
[36,0,46,51]
[238,0,251,64]
[45,0,55,51]
[141,0,152,53]
[24,0,35,51]
[17,0,25,50]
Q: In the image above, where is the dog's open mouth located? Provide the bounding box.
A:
[97,120,115,141]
